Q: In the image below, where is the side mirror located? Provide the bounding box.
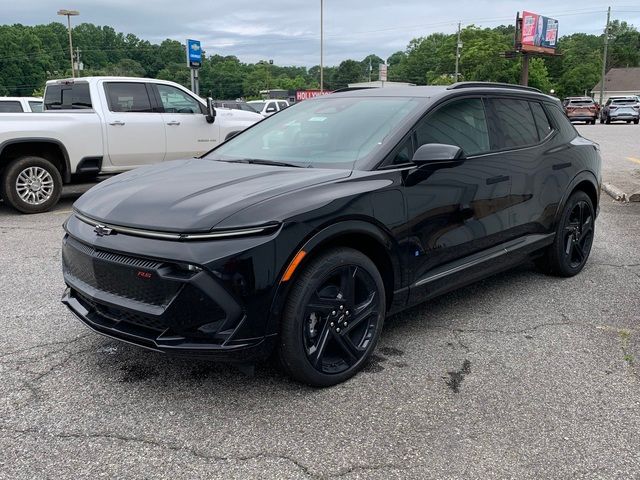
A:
[206,97,216,124]
[412,143,464,164]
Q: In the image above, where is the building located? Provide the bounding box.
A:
[591,67,640,103]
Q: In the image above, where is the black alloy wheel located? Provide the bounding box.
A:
[279,248,385,387]
[537,191,595,277]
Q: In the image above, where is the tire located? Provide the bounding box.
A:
[605,116,611,124]
[591,119,596,125]
[599,116,604,124]
[634,119,639,125]
[627,120,631,124]
[536,191,595,277]
[0,156,62,214]
[279,247,386,387]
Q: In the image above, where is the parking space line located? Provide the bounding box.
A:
[52,210,72,215]
[626,157,640,165]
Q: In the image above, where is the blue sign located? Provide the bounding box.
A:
[186,39,202,68]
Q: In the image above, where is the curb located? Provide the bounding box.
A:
[601,183,640,203]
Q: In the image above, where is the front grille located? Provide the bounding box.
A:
[62,236,180,307]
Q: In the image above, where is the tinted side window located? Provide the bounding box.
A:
[546,103,577,140]
[530,102,552,140]
[490,98,538,148]
[105,83,152,113]
[416,98,489,156]
[278,101,288,110]
[156,84,201,114]
[0,101,23,112]
[44,83,92,110]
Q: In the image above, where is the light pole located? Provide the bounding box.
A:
[57,9,80,78]
[320,0,324,92]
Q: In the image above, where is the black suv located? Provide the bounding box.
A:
[61,83,601,386]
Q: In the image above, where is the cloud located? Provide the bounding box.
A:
[4,0,639,66]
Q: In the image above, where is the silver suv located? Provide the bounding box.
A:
[600,96,640,124]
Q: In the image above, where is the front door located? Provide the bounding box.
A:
[402,96,513,305]
[102,82,166,167]
[154,84,220,160]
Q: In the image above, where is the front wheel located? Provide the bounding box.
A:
[1,156,62,213]
[634,119,639,125]
[537,191,595,277]
[279,247,386,387]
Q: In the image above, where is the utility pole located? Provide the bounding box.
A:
[455,22,461,82]
[57,9,80,78]
[599,6,611,106]
[320,0,324,93]
[75,47,82,77]
[368,57,372,83]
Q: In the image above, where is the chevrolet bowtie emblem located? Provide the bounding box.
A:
[94,224,114,236]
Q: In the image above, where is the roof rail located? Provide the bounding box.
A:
[447,82,542,93]
[331,87,377,93]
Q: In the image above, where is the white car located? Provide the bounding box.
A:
[0,97,43,112]
[247,99,289,117]
[0,77,263,213]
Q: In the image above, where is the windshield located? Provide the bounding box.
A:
[206,96,421,169]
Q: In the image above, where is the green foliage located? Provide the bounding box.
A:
[0,19,638,99]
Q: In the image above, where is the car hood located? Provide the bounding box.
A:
[73,159,351,232]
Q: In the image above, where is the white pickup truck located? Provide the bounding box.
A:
[0,76,262,213]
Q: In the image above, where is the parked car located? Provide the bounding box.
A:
[600,96,640,124]
[0,77,262,213]
[247,99,289,117]
[563,97,598,124]
[61,82,601,387]
[0,97,43,112]
[213,100,260,114]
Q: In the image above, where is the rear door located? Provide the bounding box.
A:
[401,96,512,304]
[490,97,574,240]
[101,81,166,167]
[153,83,220,160]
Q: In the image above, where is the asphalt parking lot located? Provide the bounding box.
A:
[1,127,640,479]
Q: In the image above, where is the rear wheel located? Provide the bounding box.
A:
[605,116,611,124]
[591,118,596,125]
[537,191,595,277]
[634,119,639,125]
[279,247,386,387]
[1,156,62,213]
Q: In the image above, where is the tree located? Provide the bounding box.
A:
[333,60,363,88]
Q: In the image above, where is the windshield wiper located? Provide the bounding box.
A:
[227,158,304,168]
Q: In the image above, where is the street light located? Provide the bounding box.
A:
[57,9,80,78]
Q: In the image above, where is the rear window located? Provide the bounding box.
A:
[569,100,594,106]
[612,99,636,105]
[44,83,92,110]
[530,102,552,140]
[0,101,23,113]
[490,98,539,148]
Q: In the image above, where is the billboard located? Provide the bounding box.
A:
[520,11,558,54]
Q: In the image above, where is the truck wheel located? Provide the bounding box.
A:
[1,156,62,213]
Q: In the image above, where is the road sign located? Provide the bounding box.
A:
[186,39,202,68]
[379,64,388,82]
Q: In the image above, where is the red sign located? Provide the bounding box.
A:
[296,90,332,101]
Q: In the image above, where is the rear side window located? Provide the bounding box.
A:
[490,98,538,148]
[416,98,489,156]
[278,101,288,110]
[44,83,92,110]
[530,102,552,140]
[105,83,153,113]
[0,101,23,112]
[546,103,577,140]
[28,101,43,112]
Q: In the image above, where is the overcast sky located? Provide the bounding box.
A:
[5,1,640,66]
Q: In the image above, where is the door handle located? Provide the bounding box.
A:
[486,175,510,185]
[166,121,181,126]
[108,120,125,126]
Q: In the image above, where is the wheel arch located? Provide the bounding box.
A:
[0,138,72,183]
[554,170,600,227]
[265,220,402,336]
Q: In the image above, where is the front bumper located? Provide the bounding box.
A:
[60,223,279,362]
